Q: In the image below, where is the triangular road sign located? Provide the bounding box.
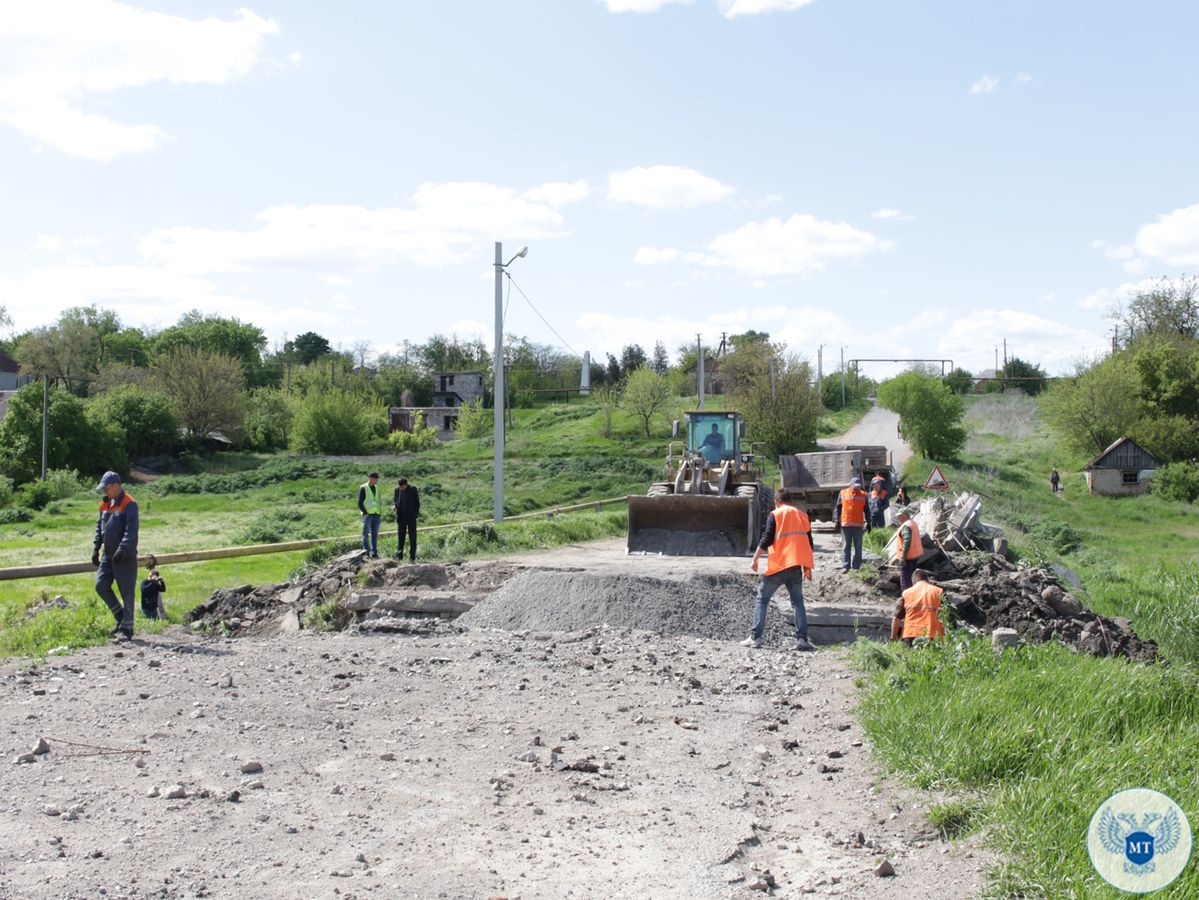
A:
[924,465,950,491]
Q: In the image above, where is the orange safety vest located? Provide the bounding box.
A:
[901,581,946,639]
[869,489,887,503]
[838,487,867,527]
[893,520,924,560]
[99,492,136,515]
[765,504,814,576]
[870,476,886,491]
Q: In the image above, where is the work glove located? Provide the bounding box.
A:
[112,548,126,565]
[91,548,100,567]
[865,523,872,534]
[834,522,842,533]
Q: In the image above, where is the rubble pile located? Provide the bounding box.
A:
[185,550,522,637]
[886,492,1006,556]
[878,550,1156,661]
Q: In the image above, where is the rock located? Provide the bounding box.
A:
[754,745,772,761]
[517,750,539,763]
[225,790,241,803]
[148,659,161,668]
[1048,592,1084,617]
[32,737,50,755]
[826,749,844,759]
[43,804,61,816]
[220,673,234,689]
[379,752,396,761]
[991,628,1019,651]
[875,859,895,877]
[164,784,187,800]
[14,753,36,765]
[240,761,264,774]
[277,610,301,634]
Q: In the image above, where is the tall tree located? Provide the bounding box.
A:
[286,331,332,365]
[651,341,670,375]
[1116,276,1199,344]
[1041,355,1143,455]
[620,344,648,376]
[732,355,822,457]
[621,366,672,438]
[877,371,967,459]
[606,353,622,384]
[1003,357,1048,395]
[151,347,246,439]
[153,311,269,386]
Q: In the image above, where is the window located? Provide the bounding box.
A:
[444,416,452,431]
[1122,471,1138,484]
[688,413,736,464]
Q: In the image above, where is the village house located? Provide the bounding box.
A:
[1082,436,1160,496]
[389,371,486,440]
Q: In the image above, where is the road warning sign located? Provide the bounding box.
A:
[924,466,950,491]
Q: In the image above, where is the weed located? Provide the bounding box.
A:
[927,799,981,840]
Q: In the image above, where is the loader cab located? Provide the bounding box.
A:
[686,411,743,466]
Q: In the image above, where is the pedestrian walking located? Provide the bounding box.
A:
[394,477,421,562]
[92,471,139,641]
[358,472,382,559]
[140,555,167,621]
[890,569,946,647]
[892,507,924,591]
[1050,467,1060,493]
[741,489,817,651]
[834,476,870,572]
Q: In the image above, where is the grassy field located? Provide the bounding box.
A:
[857,393,1199,898]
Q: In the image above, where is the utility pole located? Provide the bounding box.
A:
[696,334,705,410]
[1003,338,1008,390]
[840,346,846,410]
[40,375,49,481]
[817,345,823,398]
[769,355,777,401]
[493,242,505,523]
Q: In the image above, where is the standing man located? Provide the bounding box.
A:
[92,471,139,641]
[358,472,382,559]
[834,476,869,572]
[1050,467,1061,493]
[868,480,889,529]
[394,477,421,562]
[742,489,817,651]
[869,470,888,495]
[892,507,924,591]
[890,569,946,647]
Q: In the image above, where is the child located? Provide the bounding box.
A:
[140,555,167,621]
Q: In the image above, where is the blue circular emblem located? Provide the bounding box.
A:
[1087,789,1192,893]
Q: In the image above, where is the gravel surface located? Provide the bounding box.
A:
[627,527,744,557]
[0,629,988,899]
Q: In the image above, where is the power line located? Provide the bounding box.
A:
[504,272,579,357]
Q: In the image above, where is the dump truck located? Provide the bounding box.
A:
[778,449,862,524]
[821,443,895,493]
[627,410,772,556]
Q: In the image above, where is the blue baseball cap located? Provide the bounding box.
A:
[96,471,122,490]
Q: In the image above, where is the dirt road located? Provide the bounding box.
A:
[820,404,913,476]
[1,629,986,899]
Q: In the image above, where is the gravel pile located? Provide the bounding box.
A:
[459,570,800,645]
[880,551,1157,661]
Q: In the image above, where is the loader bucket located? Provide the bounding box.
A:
[627,493,754,556]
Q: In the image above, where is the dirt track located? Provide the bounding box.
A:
[1,626,986,899]
[820,405,912,476]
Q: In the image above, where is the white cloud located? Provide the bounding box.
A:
[936,309,1107,375]
[717,0,817,17]
[969,75,1000,95]
[1015,71,1033,85]
[601,0,692,10]
[1078,278,1163,312]
[1134,203,1199,266]
[701,213,889,277]
[320,273,355,287]
[0,264,332,331]
[1091,239,1145,274]
[634,246,680,265]
[138,180,578,274]
[870,208,914,222]
[35,234,62,251]
[0,2,278,161]
[523,180,591,207]
[608,165,734,209]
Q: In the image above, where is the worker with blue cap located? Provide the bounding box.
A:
[92,470,139,640]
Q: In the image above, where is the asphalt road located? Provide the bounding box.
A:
[820,403,913,475]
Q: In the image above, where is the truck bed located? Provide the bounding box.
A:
[779,450,862,490]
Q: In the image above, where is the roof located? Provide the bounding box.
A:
[0,351,20,374]
[1083,436,1160,471]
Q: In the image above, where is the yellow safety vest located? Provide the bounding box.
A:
[361,483,381,515]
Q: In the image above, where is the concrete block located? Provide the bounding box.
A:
[992,627,1019,651]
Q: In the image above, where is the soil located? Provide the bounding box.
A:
[0,628,988,899]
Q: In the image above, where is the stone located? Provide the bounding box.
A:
[164,784,187,800]
[875,859,895,877]
[240,761,264,774]
[43,804,61,816]
[14,753,36,765]
[148,660,161,668]
[33,737,50,755]
[992,628,1019,651]
[277,610,301,634]
[379,752,396,761]
[754,745,771,761]
[225,790,241,803]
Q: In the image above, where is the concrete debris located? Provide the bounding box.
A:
[991,627,1019,651]
[875,859,896,877]
[22,595,70,622]
[885,492,1006,557]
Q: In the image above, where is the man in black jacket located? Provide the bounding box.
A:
[92,470,139,640]
[393,477,421,562]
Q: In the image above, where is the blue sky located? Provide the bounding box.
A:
[2,0,1198,376]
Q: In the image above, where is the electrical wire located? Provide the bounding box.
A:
[504,272,579,357]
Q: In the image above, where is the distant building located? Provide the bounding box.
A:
[0,351,32,391]
[971,369,1000,393]
[684,356,725,396]
[1083,437,1160,496]
[390,371,486,440]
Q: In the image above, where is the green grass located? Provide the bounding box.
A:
[852,637,1199,898]
[857,392,1199,897]
[817,398,872,437]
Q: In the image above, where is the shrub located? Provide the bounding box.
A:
[877,371,967,459]
[387,412,438,452]
[0,383,127,485]
[0,476,13,508]
[290,389,382,455]
[86,384,180,457]
[243,387,293,451]
[1151,462,1199,503]
[1030,520,1083,555]
[0,507,33,524]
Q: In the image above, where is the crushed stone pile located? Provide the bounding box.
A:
[459,570,798,645]
[878,550,1156,661]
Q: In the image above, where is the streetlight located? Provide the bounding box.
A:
[493,242,528,523]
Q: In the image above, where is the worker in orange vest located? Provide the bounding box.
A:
[892,507,924,591]
[868,483,889,529]
[834,476,870,572]
[744,488,817,651]
[890,569,946,646]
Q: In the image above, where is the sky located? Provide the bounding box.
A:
[2,0,1198,377]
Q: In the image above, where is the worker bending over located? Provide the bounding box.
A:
[891,568,946,647]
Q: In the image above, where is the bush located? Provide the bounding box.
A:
[1151,462,1199,503]
[243,387,293,451]
[15,469,84,510]
[387,412,438,452]
[877,371,967,460]
[0,476,13,508]
[86,384,180,457]
[0,507,33,524]
[0,383,127,485]
[1030,520,1083,555]
[290,389,382,455]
